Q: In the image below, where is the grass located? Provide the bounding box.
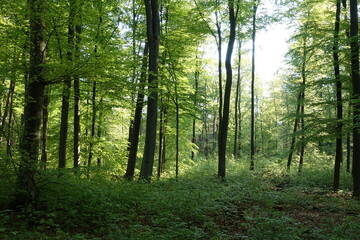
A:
[0,156,359,239]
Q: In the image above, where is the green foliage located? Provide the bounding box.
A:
[1,156,359,239]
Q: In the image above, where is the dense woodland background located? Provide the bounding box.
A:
[0,0,360,239]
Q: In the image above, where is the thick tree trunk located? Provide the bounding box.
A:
[140,0,160,181]
[333,0,342,192]
[14,0,46,207]
[125,43,148,180]
[349,0,360,198]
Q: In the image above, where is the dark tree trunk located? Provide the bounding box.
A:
[140,0,160,181]
[125,43,148,180]
[192,67,199,159]
[59,0,76,169]
[73,23,81,169]
[215,0,223,128]
[333,0,342,192]
[349,0,360,198]
[14,0,46,207]
[288,31,307,171]
[218,0,236,179]
[157,97,164,179]
[233,38,241,157]
[88,80,97,169]
[287,95,301,170]
[0,79,15,143]
[40,87,49,169]
[250,0,257,171]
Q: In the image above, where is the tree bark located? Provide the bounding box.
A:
[250,0,257,171]
[233,37,241,157]
[73,23,81,169]
[140,0,160,181]
[125,43,148,180]
[14,0,46,207]
[349,0,360,198]
[59,0,76,169]
[333,0,342,192]
[218,0,237,179]
[40,86,49,169]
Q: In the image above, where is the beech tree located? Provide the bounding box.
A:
[14,0,46,207]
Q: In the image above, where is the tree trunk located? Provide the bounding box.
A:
[59,0,76,169]
[40,86,49,169]
[333,0,342,192]
[140,0,160,181]
[218,0,236,179]
[88,80,97,169]
[192,66,199,159]
[73,22,81,169]
[14,0,46,207]
[0,79,15,143]
[349,0,360,198]
[125,43,148,180]
[233,38,241,157]
[250,0,257,171]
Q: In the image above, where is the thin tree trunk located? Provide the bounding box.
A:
[0,79,15,143]
[192,67,199,159]
[14,0,46,207]
[140,0,160,181]
[234,38,241,157]
[73,23,81,169]
[333,0,342,192]
[88,80,97,169]
[287,95,301,169]
[250,0,257,170]
[125,43,148,180]
[157,97,164,179]
[349,0,360,198]
[218,0,237,179]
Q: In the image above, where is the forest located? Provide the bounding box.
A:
[0,0,360,239]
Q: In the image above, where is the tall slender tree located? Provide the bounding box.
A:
[140,0,160,180]
[349,0,360,198]
[333,0,342,192]
[218,0,238,179]
[250,0,257,170]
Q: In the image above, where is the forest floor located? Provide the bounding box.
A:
[1,158,360,239]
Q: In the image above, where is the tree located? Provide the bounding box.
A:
[125,42,148,180]
[218,0,238,179]
[140,0,160,181]
[349,0,360,198]
[14,0,46,207]
[59,0,76,169]
[250,0,257,171]
[332,0,342,192]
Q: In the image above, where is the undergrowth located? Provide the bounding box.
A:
[0,156,359,239]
